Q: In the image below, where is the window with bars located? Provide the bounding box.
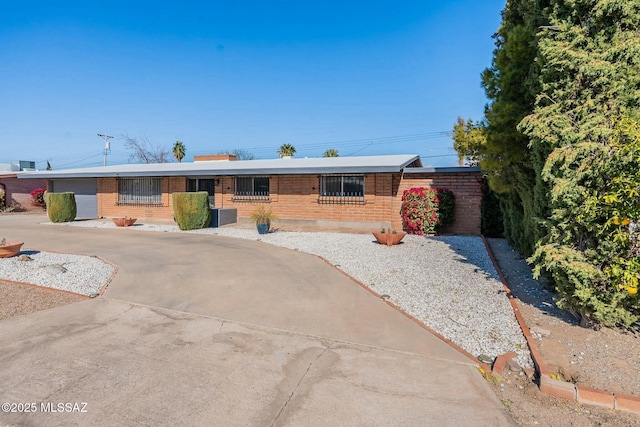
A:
[319,175,365,204]
[118,177,162,206]
[234,176,270,200]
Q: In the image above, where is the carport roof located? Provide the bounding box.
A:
[19,154,423,178]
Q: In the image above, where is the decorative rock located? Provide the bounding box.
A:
[530,326,551,337]
[524,367,536,379]
[506,359,522,372]
[18,254,32,262]
[44,265,67,275]
[478,354,494,364]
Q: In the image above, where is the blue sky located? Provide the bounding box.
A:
[0,1,505,169]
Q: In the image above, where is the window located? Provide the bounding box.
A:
[234,176,270,199]
[118,177,162,206]
[319,175,365,204]
[187,178,216,207]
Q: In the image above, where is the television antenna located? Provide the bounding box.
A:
[98,134,114,166]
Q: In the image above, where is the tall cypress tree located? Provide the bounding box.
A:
[481,0,550,255]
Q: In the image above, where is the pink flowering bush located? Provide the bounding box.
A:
[401,187,455,235]
[30,188,47,208]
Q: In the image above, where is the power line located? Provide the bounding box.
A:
[210,130,454,157]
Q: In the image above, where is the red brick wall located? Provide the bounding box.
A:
[0,176,47,211]
[90,171,482,234]
[97,177,186,219]
[215,174,397,226]
[397,171,482,235]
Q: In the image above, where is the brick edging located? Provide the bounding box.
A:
[314,254,492,372]
[481,236,640,415]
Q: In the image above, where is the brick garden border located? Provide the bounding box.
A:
[481,236,640,415]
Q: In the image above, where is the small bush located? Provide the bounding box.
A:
[30,188,47,208]
[401,187,456,235]
[401,187,438,235]
[435,188,456,232]
[249,205,276,225]
[173,192,211,230]
[46,192,77,223]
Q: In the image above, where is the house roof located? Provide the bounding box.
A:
[19,155,423,179]
[404,166,481,174]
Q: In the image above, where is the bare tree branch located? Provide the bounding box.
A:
[122,134,172,163]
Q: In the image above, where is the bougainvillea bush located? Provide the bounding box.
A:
[30,188,46,208]
[401,187,455,235]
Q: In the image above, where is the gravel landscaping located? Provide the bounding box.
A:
[0,251,115,297]
[37,220,533,368]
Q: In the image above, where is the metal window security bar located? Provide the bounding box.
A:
[319,175,365,204]
[118,177,162,206]
[234,176,270,200]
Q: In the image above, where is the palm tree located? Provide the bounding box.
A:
[323,148,339,157]
[277,143,296,158]
[173,141,186,162]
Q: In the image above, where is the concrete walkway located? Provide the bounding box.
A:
[0,215,514,426]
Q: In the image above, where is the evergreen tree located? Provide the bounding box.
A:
[521,0,640,326]
[480,0,550,255]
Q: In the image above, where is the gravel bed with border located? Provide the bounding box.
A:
[0,251,115,297]
[48,219,533,368]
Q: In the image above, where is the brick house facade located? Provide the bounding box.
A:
[24,155,483,234]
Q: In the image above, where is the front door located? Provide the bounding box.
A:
[187,178,216,207]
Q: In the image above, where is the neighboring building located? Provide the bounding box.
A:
[0,161,46,212]
[20,154,482,234]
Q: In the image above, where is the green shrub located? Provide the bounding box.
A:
[172,192,211,230]
[435,188,456,232]
[46,192,77,223]
[480,177,503,237]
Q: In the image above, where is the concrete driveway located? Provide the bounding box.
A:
[0,215,514,426]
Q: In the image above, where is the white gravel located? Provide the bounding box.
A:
[13,219,533,368]
[0,250,115,297]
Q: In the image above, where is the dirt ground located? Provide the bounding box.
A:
[0,281,86,320]
[486,238,640,427]
[1,238,639,426]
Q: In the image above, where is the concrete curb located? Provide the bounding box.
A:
[481,236,640,415]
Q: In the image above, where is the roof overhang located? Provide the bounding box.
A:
[403,166,481,174]
[19,155,423,179]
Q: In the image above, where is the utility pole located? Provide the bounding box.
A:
[98,134,113,166]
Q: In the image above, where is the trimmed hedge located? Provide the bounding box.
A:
[46,192,77,223]
[172,192,211,230]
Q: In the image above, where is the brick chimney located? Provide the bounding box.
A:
[193,154,238,162]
